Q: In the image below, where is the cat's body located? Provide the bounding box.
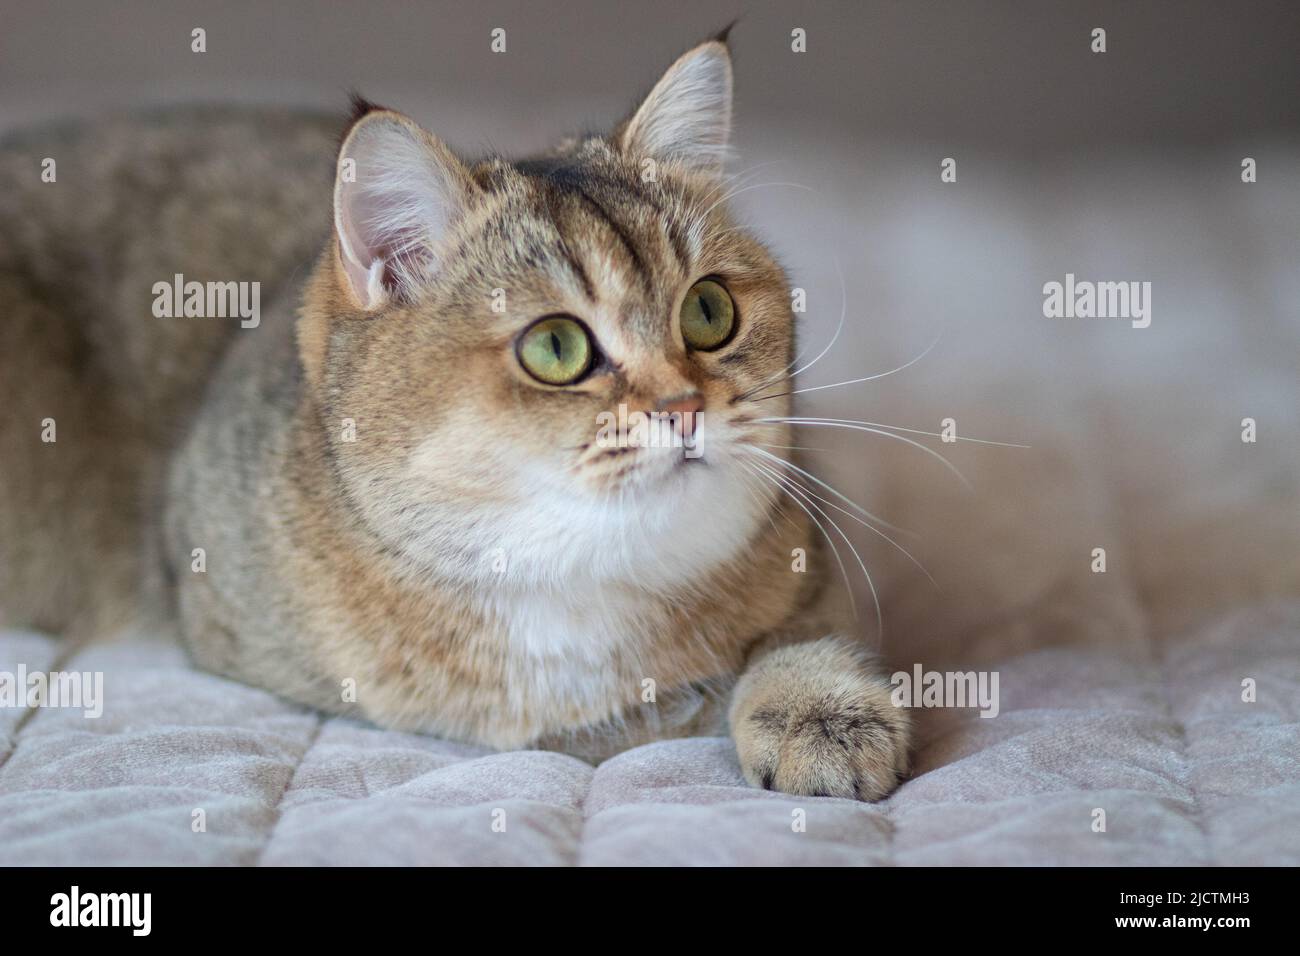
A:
[0,109,337,638]
[0,38,910,798]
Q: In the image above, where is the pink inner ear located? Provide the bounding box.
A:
[336,115,465,305]
[341,186,436,301]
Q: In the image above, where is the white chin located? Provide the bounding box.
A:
[499,452,763,590]
[612,457,761,587]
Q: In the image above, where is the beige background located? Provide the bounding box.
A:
[2,0,1297,640]
[2,0,1298,148]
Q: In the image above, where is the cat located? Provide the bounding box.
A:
[0,33,909,800]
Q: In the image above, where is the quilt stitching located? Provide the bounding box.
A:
[1098,408,1215,867]
[252,712,326,866]
[1147,627,1216,866]
[0,634,92,780]
[1,615,1294,864]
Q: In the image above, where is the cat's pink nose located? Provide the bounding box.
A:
[658,394,704,438]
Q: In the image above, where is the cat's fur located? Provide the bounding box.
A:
[0,36,909,799]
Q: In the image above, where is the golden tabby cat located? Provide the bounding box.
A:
[0,34,908,799]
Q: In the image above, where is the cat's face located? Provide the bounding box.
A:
[301,39,793,590]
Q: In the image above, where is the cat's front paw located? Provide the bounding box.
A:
[729,637,910,801]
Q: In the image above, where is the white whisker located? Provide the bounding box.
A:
[751,441,830,452]
[755,332,944,401]
[747,447,937,589]
[738,458,858,621]
[761,416,1030,449]
[757,419,975,492]
[695,160,788,207]
[698,180,816,221]
[736,247,847,404]
[747,444,915,536]
[750,457,882,640]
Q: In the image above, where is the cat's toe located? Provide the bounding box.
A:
[743,700,906,800]
[729,637,912,802]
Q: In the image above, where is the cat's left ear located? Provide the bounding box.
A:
[617,33,733,174]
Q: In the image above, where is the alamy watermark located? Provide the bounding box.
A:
[152,273,260,328]
[50,886,150,936]
[891,664,999,718]
[1043,273,1151,329]
[595,403,702,458]
[0,665,103,718]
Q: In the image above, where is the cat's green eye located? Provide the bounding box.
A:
[517,316,593,385]
[679,278,736,351]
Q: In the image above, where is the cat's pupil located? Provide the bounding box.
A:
[699,295,714,325]
[550,331,562,360]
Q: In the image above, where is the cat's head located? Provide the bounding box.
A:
[299,34,794,590]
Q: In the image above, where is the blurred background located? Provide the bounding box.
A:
[3,1,1298,148]
[2,0,1298,662]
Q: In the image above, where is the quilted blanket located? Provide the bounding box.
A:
[1,131,1297,865]
[1,602,1297,865]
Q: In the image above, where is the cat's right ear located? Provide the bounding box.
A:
[616,33,734,175]
[333,104,476,310]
